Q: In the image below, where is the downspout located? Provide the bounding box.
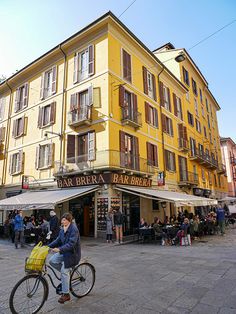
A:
[157,66,166,185]
[2,81,13,186]
[58,44,67,168]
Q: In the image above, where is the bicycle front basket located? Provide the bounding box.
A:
[25,257,46,272]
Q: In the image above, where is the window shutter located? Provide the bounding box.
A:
[173,93,177,116]
[12,120,16,138]
[9,154,13,174]
[23,116,27,135]
[50,102,56,124]
[154,108,158,127]
[142,66,148,94]
[40,73,45,100]
[35,146,40,169]
[145,102,150,123]
[67,135,76,163]
[170,119,174,136]
[19,117,24,136]
[133,136,140,170]
[73,53,79,83]
[167,88,171,112]
[123,49,128,79]
[119,85,125,107]
[37,107,43,128]
[146,142,151,165]
[159,81,164,106]
[152,74,157,101]
[161,114,166,132]
[14,88,20,112]
[51,66,57,95]
[178,123,184,138]
[119,131,126,167]
[88,85,93,107]
[179,98,183,120]
[183,126,188,140]
[165,150,169,170]
[0,98,5,120]
[70,93,79,111]
[23,83,29,108]
[132,93,137,113]
[47,143,54,167]
[154,144,158,167]
[173,152,176,171]
[0,127,5,142]
[88,44,95,76]
[18,150,24,173]
[88,132,96,161]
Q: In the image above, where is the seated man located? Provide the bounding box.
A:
[152,217,167,245]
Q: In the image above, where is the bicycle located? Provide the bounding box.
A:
[9,254,96,314]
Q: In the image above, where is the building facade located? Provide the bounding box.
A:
[220,137,236,197]
[0,12,227,237]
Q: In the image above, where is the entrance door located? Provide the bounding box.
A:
[122,193,140,235]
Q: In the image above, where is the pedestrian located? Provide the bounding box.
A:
[113,208,124,244]
[14,209,24,249]
[216,203,225,236]
[48,213,81,304]
[181,217,191,246]
[49,210,60,242]
[106,210,113,243]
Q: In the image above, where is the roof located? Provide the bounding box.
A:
[220,137,236,146]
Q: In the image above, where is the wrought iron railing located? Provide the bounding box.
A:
[179,170,199,185]
[121,107,142,128]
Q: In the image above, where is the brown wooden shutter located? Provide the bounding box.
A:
[23,83,29,108]
[146,142,151,165]
[132,93,137,114]
[67,135,76,163]
[152,74,157,101]
[9,154,13,174]
[159,81,164,106]
[23,116,27,135]
[40,73,45,100]
[182,66,185,82]
[19,117,24,136]
[145,102,150,123]
[73,53,79,83]
[47,143,54,167]
[161,114,166,132]
[183,126,188,140]
[38,107,43,128]
[178,155,183,178]
[119,130,126,167]
[12,120,16,138]
[14,88,20,112]
[170,119,174,136]
[52,66,57,94]
[133,136,139,170]
[173,93,177,116]
[123,50,128,79]
[142,66,148,94]
[18,150,24,173]
[167,87,171,112]
[178,123,184,138]
[88,44,95,76]
[154,144,158,167]
[179,98,183,120]
[165,150,169,170]
[173,152,176,171]
[154,108,158,127]
[50,102,56,124]
[119,85,125,107]
[35,146,40,169]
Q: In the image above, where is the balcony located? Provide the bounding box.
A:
[189,148,205,163]
[217,163,226,174]
[178,138,189,152]
[68,107,91,127]
[54,150,156,176]
[121,108,142,128]
[178,171,199,187]
[231,156,236,165]
[189,149,218,170]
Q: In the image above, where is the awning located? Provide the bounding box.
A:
[0,186,99,210]
[220,196,236,202]
[115,185,217,207]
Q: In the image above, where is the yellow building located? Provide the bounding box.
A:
[0,12,226,237]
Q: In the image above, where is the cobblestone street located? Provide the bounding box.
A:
[1,229,236,314]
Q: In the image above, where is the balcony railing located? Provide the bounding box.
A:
[178,138,189,152]
[54,150,156,176]
[121,108,142,128]
[189,149,218,169]
[178,171,199,187]
[217,163,226,174]
[68,107,91,127]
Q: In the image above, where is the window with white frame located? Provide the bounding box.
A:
[36,143,54,169]
[15,83,28,112]
[0,97,5,121]
[163,85,171,111]
[9,150,23,175]
[195,119,201,133]
[73,45,94,83]
[147,70,154,98]
[12,117,26,138]
[176,96,183,120]
[165,150,176,171]
[40,66,57,100]
[38,102,56,128]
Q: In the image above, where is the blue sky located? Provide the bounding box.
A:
[0,0,235,141]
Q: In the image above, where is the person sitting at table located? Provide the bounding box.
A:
[139,217,148,228]
[26,218,35,230]
[152,217,167,245]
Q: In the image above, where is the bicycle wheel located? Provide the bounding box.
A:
[70,262,95,298]
[9,274,48,314]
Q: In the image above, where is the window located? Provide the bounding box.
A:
[204,126,207,138]
[12,117,26,138]
[182,67,189,86]
[199,88,203,103]
[173,94,183,120]
[207,115,210,128]
[120,131,139,170]
[186,91,190,102]
[145,102,158,127]
[152,200,160,211]
[162,114,173,136]
[36,143,54,169]
[192,78,198,96]
[9,150,23,175]
[38,102,56,128]
[190,137,196,156]
[122,49,132,83]
[70,87,93,124]
[0,97,5,121]
[208,172,212,185]
[209,132,212,144]
[67,131,96,163]
[214,174,217,186]
[143,67,156,100]
[194,98,199,116]
[202,106,205,117]
[205,98,209,112]
[195,119,201,133]
[15,83,29,112]
[73,45,94,83]
[165,150,176,171]
[201,168,205,181]
[40,66,57,99]
[119,86,138,125]
[146,142,158,167]
[159,82,171,111]
[187,111,194,126]
[178,156,188,181]
[0,127,5,142]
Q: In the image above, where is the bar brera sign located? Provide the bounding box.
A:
[57,173,152,188]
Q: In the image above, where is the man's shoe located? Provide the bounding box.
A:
[58,293,70,304]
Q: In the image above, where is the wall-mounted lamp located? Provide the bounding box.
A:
[175,53,186,63]
[160,201,167,209]
[44,131,63,139]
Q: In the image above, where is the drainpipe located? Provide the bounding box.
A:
[2,81,13,186]
[58,44,67,168]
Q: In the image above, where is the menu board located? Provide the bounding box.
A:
[97,198,109,231]
[110,197,121,211]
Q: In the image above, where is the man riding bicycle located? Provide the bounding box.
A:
[48,212,81,304]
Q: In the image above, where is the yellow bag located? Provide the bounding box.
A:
[25,242,49,272]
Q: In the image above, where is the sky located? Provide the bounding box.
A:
[0,0,235,141]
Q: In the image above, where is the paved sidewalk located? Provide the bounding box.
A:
[1,229,236,313]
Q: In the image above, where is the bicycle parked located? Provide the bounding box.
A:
[9,254,95,314]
